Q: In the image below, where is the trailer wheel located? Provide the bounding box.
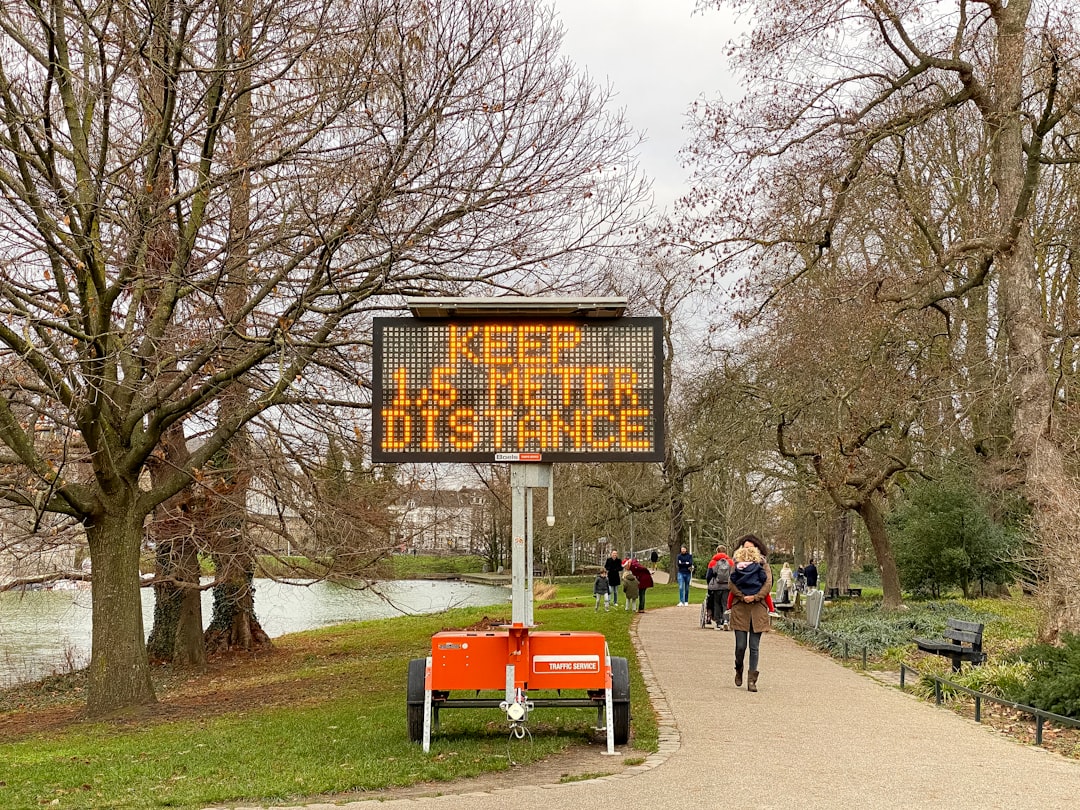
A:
[609,656,631,745]
[407,658,426,743]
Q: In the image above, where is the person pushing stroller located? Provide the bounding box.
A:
[705,546,733,629]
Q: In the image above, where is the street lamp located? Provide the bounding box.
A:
[686,518,695,557]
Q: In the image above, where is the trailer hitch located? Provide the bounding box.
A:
[499,688,534,739]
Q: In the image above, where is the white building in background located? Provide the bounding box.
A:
[245,485,312,556]
[391,487,496,555]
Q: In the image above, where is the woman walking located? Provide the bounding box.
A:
[727,533,772,692]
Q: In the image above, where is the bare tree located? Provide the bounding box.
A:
[0,0,646,714]
[684,0,1080,635]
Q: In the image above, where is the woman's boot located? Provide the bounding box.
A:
[748,671,759,692]
[734,665,743,687]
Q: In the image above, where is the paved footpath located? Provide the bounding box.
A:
[255,605,1080,810]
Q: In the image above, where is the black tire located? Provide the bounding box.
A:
[609,656,630,745]
[407,657,426,743]
[699,598,707,628]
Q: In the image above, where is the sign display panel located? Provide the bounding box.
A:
[372,317,664,462]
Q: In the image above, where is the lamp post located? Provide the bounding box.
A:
[686,518,695,557]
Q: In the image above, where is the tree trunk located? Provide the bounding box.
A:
[666,460,687,568]
[202,0,270,656]
[205,516,271,654]
[825,510,853,594]
[990,0,1080,640]
[85,506,156,716]
[146,422,206,667]
[855,495,902,608]
[147,536,206,667]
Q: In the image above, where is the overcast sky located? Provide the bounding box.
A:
[546,0,742,215]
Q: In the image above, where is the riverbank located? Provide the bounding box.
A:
[0,581,662,809]
[0,578,509,689]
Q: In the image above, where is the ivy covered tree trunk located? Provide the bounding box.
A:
[85,505,156,716]
[205,518,270,654]
[146,534,206,667]
[205,576,270,653]
[146,423,206,667]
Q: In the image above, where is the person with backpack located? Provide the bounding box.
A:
[706,546,733,629]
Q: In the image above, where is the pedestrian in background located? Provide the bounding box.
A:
[622,567,639,612]
[605,550,623,607]
[627,558,653,612]
[594,572,610,611]
[706,546,733,628]
[676,545,694,606]
[777,561,794,603]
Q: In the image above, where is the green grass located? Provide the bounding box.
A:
[387,553,488,578]
[781,593,1041,671]
[0,581,661,810]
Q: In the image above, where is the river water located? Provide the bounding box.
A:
[0,579,509,688]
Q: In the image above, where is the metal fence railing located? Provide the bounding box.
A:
[899,663,1080,746]
[779,617,869,669]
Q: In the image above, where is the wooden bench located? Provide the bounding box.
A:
[913,619,987,672]
[773,583,799,616]
[773,601,797,619]
[825,587,863,599]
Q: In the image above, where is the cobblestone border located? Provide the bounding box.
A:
[616,613,681,775]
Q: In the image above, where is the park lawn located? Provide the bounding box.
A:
[0,582,658,810]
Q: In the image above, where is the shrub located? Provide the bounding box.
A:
[1012,633,1080,720]
[887,470,1021,597]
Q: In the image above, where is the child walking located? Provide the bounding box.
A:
[594,572,610,611]
[621,569,639,611]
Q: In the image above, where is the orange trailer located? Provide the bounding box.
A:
[407,623,630,751]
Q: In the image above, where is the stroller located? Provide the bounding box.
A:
[699,586,730,630]
[794,572,809,595]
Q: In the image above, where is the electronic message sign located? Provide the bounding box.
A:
[372,317,664,463]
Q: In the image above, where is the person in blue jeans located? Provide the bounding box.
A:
[604,550,624,607]
[676,545,694,605]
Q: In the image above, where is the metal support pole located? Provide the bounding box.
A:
[604,672,616,754]
[509,464,551,627]
[422,656,433,753]
[526,483,535,627]
[511,466,529,626]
